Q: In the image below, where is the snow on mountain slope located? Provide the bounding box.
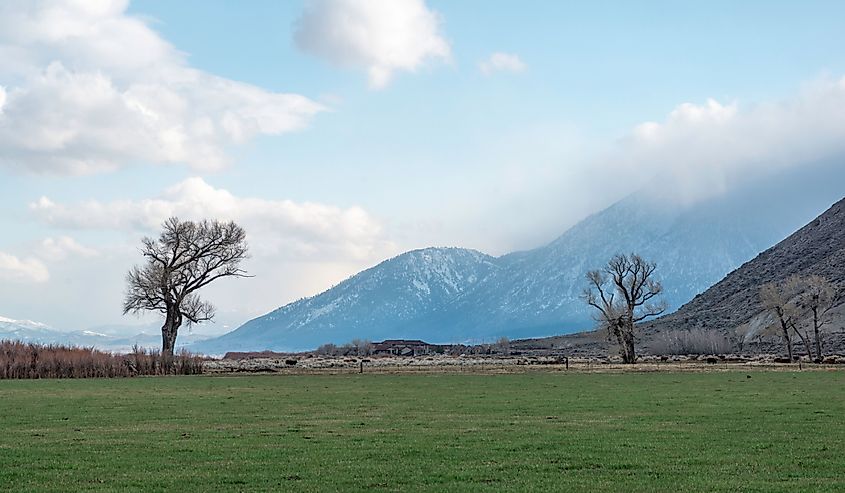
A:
[194,160,845,353]
[400,161,845,341]
[0,316,56,340]
[0,316,51,331]
[195,247,498,353]
[0,316,209,352]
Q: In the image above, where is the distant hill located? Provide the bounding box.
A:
[193,160,845,354]
[0,316,208,353]
[642,195,845,340]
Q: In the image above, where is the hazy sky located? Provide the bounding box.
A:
[2,0,845,332]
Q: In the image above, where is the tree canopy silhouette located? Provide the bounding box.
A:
[582,253,667,364]
[123,217,249,356]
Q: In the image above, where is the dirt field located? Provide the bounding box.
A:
[204,354,845,375]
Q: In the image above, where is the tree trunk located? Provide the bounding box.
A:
[611,326,628,363]
[777,311,794,361]
[614,321,636,365]
[611,322,637,364]
[161,308,182,358]
[622,329,636,364]
[782,327,794,361]
[812,307,823,362]
[791,326,814,362]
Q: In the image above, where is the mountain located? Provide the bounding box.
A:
[642,195,845,340]
[0,316,55,340]
[0,316,209,353]
[195,248,499,353]
[193,161,845,354]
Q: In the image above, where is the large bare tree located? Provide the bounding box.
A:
[760,279,800,361]
[581,254,667,364]
[762,275,843,362]
[123,217,249,356]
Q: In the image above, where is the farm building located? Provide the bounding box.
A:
[372,339,434,356]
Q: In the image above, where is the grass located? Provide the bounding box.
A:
[1,371,844,492]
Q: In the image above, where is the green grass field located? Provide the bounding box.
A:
[1,371,844,492]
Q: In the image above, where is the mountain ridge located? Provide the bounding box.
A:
[193,161,845,354]
[0,316,210,353]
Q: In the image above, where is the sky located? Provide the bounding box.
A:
[1,0,845,333]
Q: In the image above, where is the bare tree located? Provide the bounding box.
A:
[761,276,843,362]
[581,254,667,364]
[123,217,250,356]
[760,279,800,361]
[350,339,373,357]
[733,323,752,353]
[795,275,842,361]
[495,336,511,356]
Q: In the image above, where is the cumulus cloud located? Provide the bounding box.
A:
[31,177,395,261]
[38,236,99,262]
[479,53,526,75]
[612,77,845,203]
[0,251,49,283]
[0,1,324,174]
[295,0,450,89]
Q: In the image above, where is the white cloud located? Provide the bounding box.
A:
[0,251,49,283]
[295,0,450,89]
[31,177,396,261]
[0,1,324,174]
[39,236,99,262]
[18,178,403,330]
[443,76,845,252]
[613,77,845,203]
[479,52,526,75]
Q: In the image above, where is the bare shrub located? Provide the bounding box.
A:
[495,337,511,356]
[350,339,373,356]
[315,343,338,356]
[315,340,373,357]
[650,329,733,356]
[0,340,204,379]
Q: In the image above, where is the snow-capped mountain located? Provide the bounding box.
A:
[0,316,55,339]
[196,248,498,353]
[417,166,843,340]
[193,160,845,353]
[0,316,209,353]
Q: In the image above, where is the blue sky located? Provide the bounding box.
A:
[1,0,845,331]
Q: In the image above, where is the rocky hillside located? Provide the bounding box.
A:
[643,196,845,338]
